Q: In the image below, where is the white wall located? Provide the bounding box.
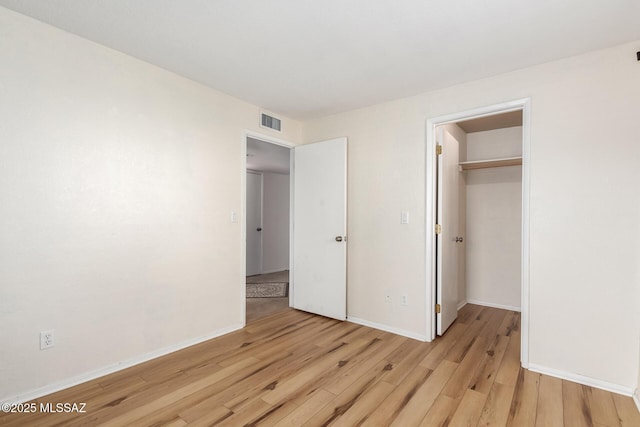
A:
[0,7,301,402]
[262,172,290,273]
[303,40,640,393]
[465,127,522,310]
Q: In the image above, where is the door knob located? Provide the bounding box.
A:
[257,227,262,232]
[455,236,463,243]
[335,236,343,242]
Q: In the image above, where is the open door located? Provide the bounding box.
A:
[436,129,460,335]
[292,137,347,320]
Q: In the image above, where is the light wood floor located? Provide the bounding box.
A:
[2,305,639,426]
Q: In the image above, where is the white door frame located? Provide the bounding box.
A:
[425,98,531,368]
[241,130,294,326]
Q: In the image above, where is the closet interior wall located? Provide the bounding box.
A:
[464,126,522,310]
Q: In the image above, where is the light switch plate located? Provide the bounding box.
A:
[401,211,409,224]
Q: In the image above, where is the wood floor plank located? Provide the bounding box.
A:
[302,359,393,426]
[497,310,520,336]
[535,374,564,427]
[418,394,460,427]
[563,380,594,427]
[587,387,622,427]
[468,334,510,395]
[444,318,488,363]
[507,368,540,426]
[261,337,373,405]
[312,321,362,348]
[389,360,459,426]
[478,381,516,427]
[479,307,510,339]
[494,333,521,387]
[456,304,485,324]
[361,366,434,426]
[419,321,466,370]
[160,417,188,427]
[448,388,487,426]
[441,336,488,399]
[179,405,233,427]
[3,305,638,427]
[272,389,336,427]
[99,357,260,426]
[214,397,284,427]
[322,333,406,395]
[612,393,640,427]
[331,379,395,426]
[379,338,434,386]
[178,341,322,421]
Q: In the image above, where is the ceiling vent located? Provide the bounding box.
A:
[261,112,282,132]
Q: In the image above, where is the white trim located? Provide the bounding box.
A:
[244,129,293,149]
[425,116,437,340]
[347,316,430,342]
[520,99,531,369]
[457,300,468,311]
[1,323,243,405]
[528,363,636,396]
[466,299,521,312]
[633,388,640,412]
[425,98,531,368]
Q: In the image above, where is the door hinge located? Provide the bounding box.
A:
[436,145,442,155]
[435,224,442,234]
[435,304,441,314]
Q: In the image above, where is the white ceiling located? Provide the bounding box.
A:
[1,1,639,120]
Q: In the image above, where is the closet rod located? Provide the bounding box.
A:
[458,156,522,171]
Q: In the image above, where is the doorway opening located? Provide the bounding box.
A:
[244,135,292,323]
[426,99,530,368]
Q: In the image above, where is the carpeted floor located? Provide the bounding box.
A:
[246,270,290,322]
[246,270,289,284]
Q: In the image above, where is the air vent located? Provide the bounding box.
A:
[261,112,282,132]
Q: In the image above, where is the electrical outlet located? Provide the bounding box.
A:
[40,330,54,350]
[401,294,408,306]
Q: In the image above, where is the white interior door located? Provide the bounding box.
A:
[246,171,263,276]
[437,129,460,335]
[293,137,347,320]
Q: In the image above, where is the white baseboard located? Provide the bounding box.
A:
[634,388,640,412]
[466,299,521,312]
[457,300,467,311]
[347,316,429,342]
[528,363,635,396]
[2,323,243,405]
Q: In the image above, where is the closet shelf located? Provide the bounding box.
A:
[458,156,522,171]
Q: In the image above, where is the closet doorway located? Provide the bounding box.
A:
[426,99,531,367]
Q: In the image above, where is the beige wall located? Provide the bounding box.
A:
[303,40,640,392]
[0,7,301,401]
[465,127,522,310]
